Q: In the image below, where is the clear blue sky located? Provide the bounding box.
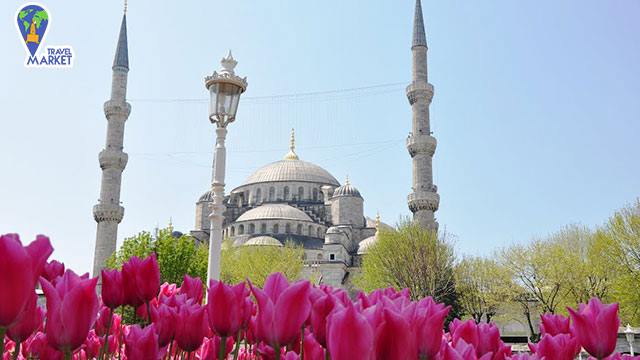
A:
[1,1,638,273]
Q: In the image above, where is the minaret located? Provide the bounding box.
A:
[92,11,131,277]
[406,0,440,231]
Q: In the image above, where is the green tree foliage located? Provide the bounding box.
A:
[106,226,208,285]
[597,201,640,324]
[455,256,513,323]
[355,221,459,313]
[220,240,305,287]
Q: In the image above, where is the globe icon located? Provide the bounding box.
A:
[17,4,49,56]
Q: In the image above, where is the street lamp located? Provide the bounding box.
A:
[626,324,636,356]
[204,51,247,284]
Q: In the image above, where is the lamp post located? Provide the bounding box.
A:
[626,324,636,356]
[204,51,247,284]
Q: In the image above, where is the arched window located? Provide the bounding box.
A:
[249,223,255,234]
[261,223,267,233]
[284,186,290,201]
[269,187,275,201]
[313,188,318,201]
[285,223,291,234]
[308,225,313,236]
[298,186,304,200]
[296,224,302,235]
[317,253,323,260]
[238,225,245,235]
[273,224,279,234]
[317,228,322,238]
[231,226,235,236]
[256,188,262,203]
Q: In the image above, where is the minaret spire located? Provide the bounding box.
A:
[92,11,132,277]
[406,0,440,232]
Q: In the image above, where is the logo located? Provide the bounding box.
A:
[15,3,74,68]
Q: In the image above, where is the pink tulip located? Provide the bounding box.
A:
[249,273,311,349]
[302,329,326,360]
[179,275,204,304]
[0,234,52,328]
[40,270,99,353]
[373,306,418,359]
[450,319,511,360]
[150,303,177,347]
[568,298,620,359]
[25,332,64,360]
[539,313,572,336]
[101,268,125,309]
[175,303,209,352]
[83,330,101,359]
[530,333,580,360]
[327,304,373,360]
[310,293,341,347]
[6,291,44,344]
[125,324,160,360]
[198,336,235,360]
[95,306,121,337]
[415,296,450,359]
[440,339,492,360]
[207,280,249,338]
[122,254,160,307]
[42,260,65,283]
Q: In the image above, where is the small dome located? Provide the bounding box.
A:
[357,235,378,255]
[244,236,283,247]
[333,183,361,198]
[198,190,213,202]
[236,204,313,222]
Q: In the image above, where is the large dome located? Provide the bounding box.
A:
[242,159,339,187]
[236,204,313,222]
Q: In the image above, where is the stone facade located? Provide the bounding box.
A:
[92,15,130,278]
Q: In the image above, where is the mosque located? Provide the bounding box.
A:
[92,0,441,289]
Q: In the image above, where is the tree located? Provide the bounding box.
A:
[597,201,640,324]
[220,240,305,287]
[355,221,458,307]
[455,256,513,323]
[107,226,208,285]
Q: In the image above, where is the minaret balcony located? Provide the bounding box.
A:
[103,100,131,120]
[407,134,437,157]
[408,190,440,212]
[406,82,434,105]
[93,203,125,222]
[99,149,128,170]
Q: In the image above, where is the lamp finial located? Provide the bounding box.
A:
[284,128,299,160]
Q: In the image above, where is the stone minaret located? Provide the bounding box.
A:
[406,0,440,231]
[92,13,131,277]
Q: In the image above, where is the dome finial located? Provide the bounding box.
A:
[345,175,350,186]
[124,0,128,14]
[375,212,381,230]
[284,128,299,160]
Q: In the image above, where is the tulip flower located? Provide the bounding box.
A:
[125,324,161,360]
[122,254,160,307]
[310,293,341,347]
[42,260,65,284]
[373,306,418,359]
[529,333,580,360]
[249,273,311,353]
[83,330,102,359]
[175,303,209,352]
[539,313,572,336]
[6,291,44,346]
[206,280,249,339]
[40,270,99,355]
[568,298,620,359]
[198,336,235,360]
[180,275,204,304]
[101,268,125,309]
[0,234,52,331]
[414,296,450,360]
[326,304,374,360]
[303,329,326,360]
[150,303,177,347]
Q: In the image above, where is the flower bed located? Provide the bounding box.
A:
[0,234,633,360]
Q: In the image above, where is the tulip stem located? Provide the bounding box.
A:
[325,349,330,360]
[232,330,241,360]
[12,342,20,360]
[0,328,5,355]
[99,307,114,360]
[219,336,227,360]
[63,350,72,360]
[146,301,152,326]
[300,325,305,360]
[274,344,281,360]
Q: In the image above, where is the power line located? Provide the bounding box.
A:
[129,81,407,104]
